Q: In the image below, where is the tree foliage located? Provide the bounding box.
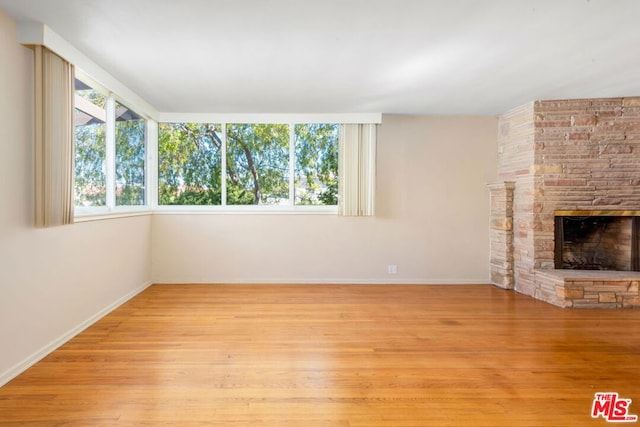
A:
[73,78,339,209]
[295,124,338,205]
[74,87,107,207]
[74,119,106,206]
[74,92,147,207]
[115,102,146,206]
[226,123,289,205]
[158,123,222,205]
[158,122,339,206]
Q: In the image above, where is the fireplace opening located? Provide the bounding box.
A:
[554,215,640,271]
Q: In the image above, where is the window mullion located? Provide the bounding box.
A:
[147,120,158,208]
[105,95,116,209]
[221,122,227,206]
[289,123,295,205]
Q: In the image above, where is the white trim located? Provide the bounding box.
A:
[221,124,227,206]
[154,280,490,285]
[157,113,382,124]
[74,205,111,216]
[73,210,151,223]
[18,23,158,121]
[153,205,338,215]
[147,120,159,208]
[73,205,338,221]
[0,281,153,388]
[288,123,295,203]
[105,96,116,208]
[74,94,106,123]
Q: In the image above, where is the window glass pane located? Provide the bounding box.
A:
[74,78,107,207]
[294,123,339,205]
[226,124,289,205]
[115,101,146,206]
[158,123,222,205]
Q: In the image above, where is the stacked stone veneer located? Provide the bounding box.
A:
[488,182,515,289]
[494,97,640,308]
[535,270,640,308]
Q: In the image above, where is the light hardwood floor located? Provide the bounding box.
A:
[0,284,639,426]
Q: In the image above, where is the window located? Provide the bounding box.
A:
[74,75,148,213]
[74,78,107,207]
[226,123,289,205]
[115,101,146,206]
[158,123,222,205]
[294,123,339,205]
[157,122,339,208]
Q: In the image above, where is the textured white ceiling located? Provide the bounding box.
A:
[1,0,639,115]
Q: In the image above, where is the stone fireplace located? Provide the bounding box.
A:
[490,97,640,308]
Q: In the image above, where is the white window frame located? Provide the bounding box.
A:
[73,77,381,218]
[153,113,381,214]
[74,71,152,219]
[154,119,356,213]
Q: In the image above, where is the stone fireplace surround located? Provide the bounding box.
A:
[490,97,640,308]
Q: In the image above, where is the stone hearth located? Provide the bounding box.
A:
[535,269,640,308]
[491,97,640,308]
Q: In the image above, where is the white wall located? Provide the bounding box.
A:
[0,10,152,386]
[152,115,498,284]
[0,7,498,386]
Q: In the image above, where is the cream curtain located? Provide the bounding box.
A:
[34,45,75,227]
[338,124,376,216]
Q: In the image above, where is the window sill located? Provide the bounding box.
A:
[74,205,338,222]
[153,205,338,215]
[74,209,152,223]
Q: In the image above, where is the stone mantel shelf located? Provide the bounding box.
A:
[555,210,640,217]
[535,268,640,281]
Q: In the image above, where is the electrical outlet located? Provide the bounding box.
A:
[388,264,398,274]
